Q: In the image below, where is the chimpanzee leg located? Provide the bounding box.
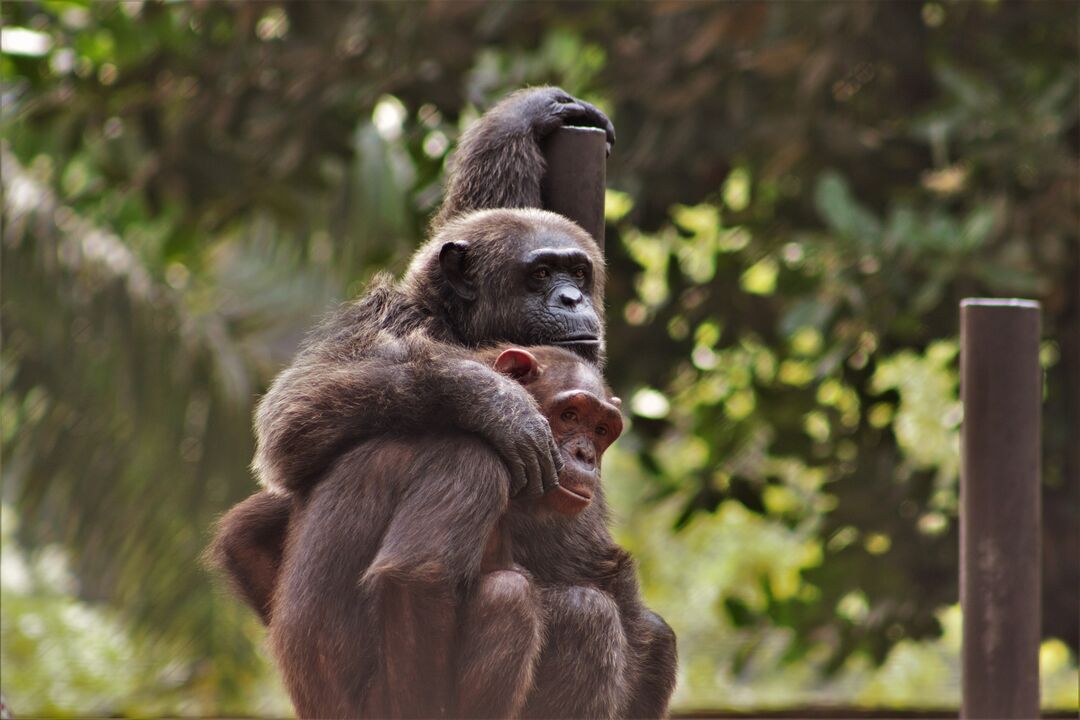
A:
[360,434,513,718]
[360,568,459,718]
[521,585,629,720]
[271,435,510,718]
[455,567,543,719]
[206,490,292,624]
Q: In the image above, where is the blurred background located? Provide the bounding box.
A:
[1,1,1077,716]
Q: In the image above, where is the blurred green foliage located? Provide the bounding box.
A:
[1,0,1077,714]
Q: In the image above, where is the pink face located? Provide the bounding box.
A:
[493,348,623,516]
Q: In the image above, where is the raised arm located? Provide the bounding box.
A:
[252,335,560,498]
[431,86,614,230]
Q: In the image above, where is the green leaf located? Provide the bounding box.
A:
[813,171,882,247]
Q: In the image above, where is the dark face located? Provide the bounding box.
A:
[439,219,605,363]
[516,246,603,361]
[491,347,623,516]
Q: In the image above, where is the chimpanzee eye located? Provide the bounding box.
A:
[560,409,577,422]
[595,425,607,437]
[533,268,549,280]
[573,267,586,281]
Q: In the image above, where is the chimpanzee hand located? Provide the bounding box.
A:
[432,85,617,228]
[457,367,564,499]
[495,402,564,500]
[505,86,616,154]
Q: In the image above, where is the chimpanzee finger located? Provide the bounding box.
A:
[580,99,616,149]
[495,439,527,497]
[520,451,546,499]
[540,436,562,494]
[507,457,528,498]
[555,99,616,149]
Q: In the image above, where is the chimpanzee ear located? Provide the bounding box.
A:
[610,396,622,409]
[439,241,476,301]
[493,348,541,383]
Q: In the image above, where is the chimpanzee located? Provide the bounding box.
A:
[457,347,677,720]
[253,86,615,500]
[207,87,677,717]
[210,345,676,718]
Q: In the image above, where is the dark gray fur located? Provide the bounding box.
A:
[253,87,613,499]
[210,88,676,718]
[213,347,675,718]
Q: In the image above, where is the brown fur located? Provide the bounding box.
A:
[210,88,676,718]
[430,87,614,231]
[252,88,613,499]
[206,491,291,625]
[209,347,676,718]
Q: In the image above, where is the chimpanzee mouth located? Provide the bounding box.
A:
[542,481,593,516]
[557,482,593,502]
[553,335,600,347]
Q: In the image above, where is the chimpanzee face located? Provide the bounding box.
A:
[437,212,605,364]
[540,387,623,515]
[492,346,622,516]
[515,244,603,360]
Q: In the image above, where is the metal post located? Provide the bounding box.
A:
[541,126,607,251]
[960,298,1042,719]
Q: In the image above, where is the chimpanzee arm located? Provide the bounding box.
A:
[253,336,560,497]
[205,491,292,625]
[606,552,678,719]
[360,440,507,718]
[431,86,614,230]
[621,607,678,719]
[452,520,543,719]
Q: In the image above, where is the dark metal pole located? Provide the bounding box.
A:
[541,126,607,251]
[960,298,1042,719]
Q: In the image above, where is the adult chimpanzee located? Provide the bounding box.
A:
[253,86,615,500]
[211,346,676,718]
[210,87,673,717]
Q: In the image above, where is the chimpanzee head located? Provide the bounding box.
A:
[407,209,606,364]
[490,346,623,516]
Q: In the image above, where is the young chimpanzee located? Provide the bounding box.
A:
[210,346,676,719]
[456,347,677,720]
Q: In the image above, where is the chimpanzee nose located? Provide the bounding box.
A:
[573,442,595,469]
[558,287,583,307]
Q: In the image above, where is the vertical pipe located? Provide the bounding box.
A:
[541,126,607,251]
[960,298,1042,719]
